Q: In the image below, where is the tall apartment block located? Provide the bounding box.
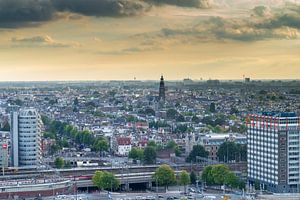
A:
[10,108,43,168]
[247,112,300,193]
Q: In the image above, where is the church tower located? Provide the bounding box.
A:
[158,75,165,102]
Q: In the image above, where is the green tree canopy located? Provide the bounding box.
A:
[93,138,109,152]
[166,140,177,150]
[92,171,120,191]
[179,170,190,193]
[217,142,247,162]
[154,164,176,189]
[144,146,157,164]
[201,164,240,189]
[190,171,197,185]
[186,145,208,162]
[147,140,157,147]
[0,121,10,131]
[55,157,64,169]
[192,115,200,123]
[166,109,178,119]
[128,147,144,160]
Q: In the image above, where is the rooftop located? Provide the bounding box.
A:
[261,112,297,117]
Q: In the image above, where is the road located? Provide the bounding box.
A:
[25,191,254,200]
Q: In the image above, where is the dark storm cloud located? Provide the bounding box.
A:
[0,0,204,28]
[0,0,214,28]
[52,0,150,17]
[0,0,55,28]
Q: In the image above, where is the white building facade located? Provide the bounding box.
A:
[10,108,43,167]
[247,112,300,193]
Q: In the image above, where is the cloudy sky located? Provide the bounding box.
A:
[0,0,299,81]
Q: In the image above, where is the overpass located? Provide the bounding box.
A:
[1,162,247,190]
[74,171,171,190]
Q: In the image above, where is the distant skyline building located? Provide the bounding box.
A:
[10,108,43,167]
[158,75,165,102]
[247,112,300,193]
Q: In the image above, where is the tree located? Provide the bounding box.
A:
[166,140,177,150]
[224,171,238,188]
[190,171,197,185]
[179,170,190,194]
[192,115,200,123]
[128,147,144,161]
[154,164,176,190]
[211,164,229,185]
[144,107,155,116]
[175,146,181,157]
[176,114,185,122]
[201,164,240,189]
[174,124,188,133]
[0,121,10,131]
[201,165,214,185]
[147,140,157,147]
[55,157,64,169]
[186,145,208,162]
[166,109,178,119]
[93,138,109,153]
[144,146,156,164]
[44,132,55,139]
[217,142,246,162]
[209,102,216,113]
[92,171,120,191]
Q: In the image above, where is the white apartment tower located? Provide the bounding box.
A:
[247,112,300,193]
[10,108,43,167]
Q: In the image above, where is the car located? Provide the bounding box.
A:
[146,196,155,200]
[188,188,196,193]
[166,197,174,200]
[135,196,143,200]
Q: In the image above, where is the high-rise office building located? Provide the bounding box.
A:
[158,75,165,102]
[247,112,300,193]
[10,108,43,167]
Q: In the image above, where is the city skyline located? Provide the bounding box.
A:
[0,0,300,81]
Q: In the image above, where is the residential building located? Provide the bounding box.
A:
[247,112,300,193]
[116,137,132,156]
[10,108,43,167]
[198,133,247,161]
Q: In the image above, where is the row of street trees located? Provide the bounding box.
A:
[42,116,109,155]
[92,164,244,193]
[217,142,247,162]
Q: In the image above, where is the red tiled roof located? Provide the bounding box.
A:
[117,137,131,145]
